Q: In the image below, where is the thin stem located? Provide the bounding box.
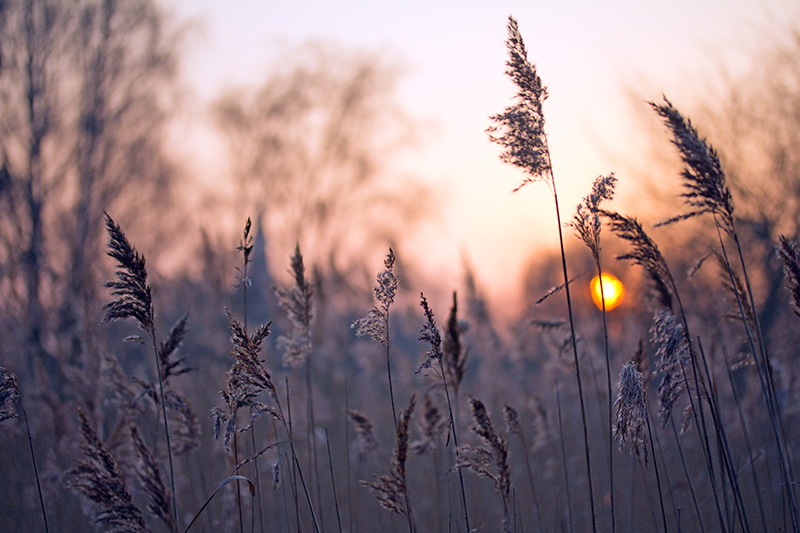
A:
[325,429,344,533]
[20,402,49,533]
[595,259,616,533]
[150,329,179,529]
[306,357,324,532]
[551,181,597,533]
[344,380,354,533]
[724,347,769,532]
[646,415,668,533]
[669,417,706,533]
[728,229,798,530]
[251,415,264,533]
[437,357,471,533]
[386,315,398,430]
[282,377,321,533]
[517,430,544,533]
[555,378,573,533]
[233,432,245,533]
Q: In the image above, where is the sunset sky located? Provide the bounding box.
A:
[164,0,797,314]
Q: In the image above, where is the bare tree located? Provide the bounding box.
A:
[0,0,181,395]
[213,44,427,272]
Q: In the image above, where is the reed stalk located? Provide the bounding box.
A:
[488,17,597,531]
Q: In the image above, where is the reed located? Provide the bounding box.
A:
[488,16,597,532]
[101,213,180,527]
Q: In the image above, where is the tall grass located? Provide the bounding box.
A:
[487,16,598,533]
[3,13,800,533]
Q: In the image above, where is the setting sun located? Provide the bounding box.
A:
[590,272,624,311]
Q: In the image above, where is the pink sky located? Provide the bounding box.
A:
[163,0,797,316]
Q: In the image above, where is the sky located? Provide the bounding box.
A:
[162,0,797,315]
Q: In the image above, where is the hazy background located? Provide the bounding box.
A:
[164,0,798,315]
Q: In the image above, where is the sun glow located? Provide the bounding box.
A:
[590,273,624,311]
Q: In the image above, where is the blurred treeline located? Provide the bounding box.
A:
[2,1,800,532]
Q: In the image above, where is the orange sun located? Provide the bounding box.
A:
[590,273,624,311]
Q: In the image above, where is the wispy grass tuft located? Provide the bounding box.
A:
[102,213,179,527]
[600,210,675,310]
[131,425,177,533]
[275,244,313,368]
[778,235,800,318]
[613,362,648,463]
[353,248,400,428]
[486,16,551,192]
[458,398,512,533]
[362,395,417,533]
[67,410,146,533]
[650,97,734,234]
[442,292,468,394]
[345,409,378,460]
[650,310,691,428]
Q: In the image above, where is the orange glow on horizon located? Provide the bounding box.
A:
[590,273,624,311]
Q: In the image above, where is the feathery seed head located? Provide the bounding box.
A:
[487,16,552,191]
[614,362,649,465]
[158,313,193,383]
[651,98,735,234]
[651,310,690,427]
[503,404,521,437]
[362,395,415,516]
[237,218,254,278]
[102,213,154,334]
[417,293,443,373]
[346,409,378,460]
[352,248,397,346]
[571,173,617,261]
[443,291,468,392]
[411,393,445,455]
[67,410,146,533]
[464,398,511,500]
[0,366,20,423]
[130,426,176,533]
[601,209,674,310]
[778,235,800,319]
[275,244,314,367]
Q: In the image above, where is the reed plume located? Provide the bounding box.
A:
[416,293,443,373]
[345,409,378,460]
[102,213,178,525]
[67,410,146,533]
[411,392,446,455]
[0,366,19,423]
[131,425,176,533]
[613,362,648,463]
[362,395,416,533]
[442,292,468,394]
[650,97,734,235]
[212,311,276,453]
[352,248,400,427]
[158,313,194,382]
[650,309,691,428]
[778,235,800,318]
[600,210,675,310]
[570,173,617,263]
[486,16,550,191]
[458,398,512,532]
[275,244,313,368]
